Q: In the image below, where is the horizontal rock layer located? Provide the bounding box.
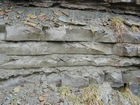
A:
[0,66,139,88]
[113,44,140,57]
[4,25,140,44]
[104,0,140,5]
[0,54,139,69]
[0,42,113,55]
[5,25,93,41]
[0,42,140,57]
[0,5,139,97]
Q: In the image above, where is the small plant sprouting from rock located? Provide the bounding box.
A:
[111,17,127,43]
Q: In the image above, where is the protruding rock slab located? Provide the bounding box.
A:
[60,3,108,10]
[0,42,113,55]
[94,31,140,44]
[0,54,140,69]
[122,70,140,83]
[5,25,140,43]
[105,71,123,87]
[104,0,134,3]
[0,68,58,80]
[1,66,139,88]
[5,25,93,41]
[104,0,140,5]
[98,82,131,105]
[62,74,89,88]
[94,30,117,43]
[5,25,42,41]
[113,43,140,57]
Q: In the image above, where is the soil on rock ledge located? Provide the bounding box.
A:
[0,1,140,105]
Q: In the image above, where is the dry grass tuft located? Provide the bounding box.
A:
[111,17,126,33]
[111,17,127,43]
[80,84,103,105]
[60,84,140,105]
[60,84,103,105]
[121,87,140,105]
[131,25,140,33]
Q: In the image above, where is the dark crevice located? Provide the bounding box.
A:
[51,2,60,7]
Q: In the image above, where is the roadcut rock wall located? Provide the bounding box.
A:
[0,2,140,104]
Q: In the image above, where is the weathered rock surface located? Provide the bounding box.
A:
[113,43,140,57]
[0,54,140,69]
[94,31,140,44]
[104,0,140,5]
[60,3,108,11]
[129,82,140,96]
[98,82,129,105]
[5,25,93,41]
[0,19,5,40]
[0,66,139,87]
[1,77,140,105]
[104,0,134,3]
[122,70,140,83]
[5,24,140,43]
[0,42,113,55]
[62,74,89,88]
[0,3,140,105]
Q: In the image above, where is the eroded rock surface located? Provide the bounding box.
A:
[0,1,140,105]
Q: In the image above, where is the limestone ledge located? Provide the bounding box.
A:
[104,0,140,5]
[0,54,139,69]
[0,42,140,56]
[0,42,113,55]
[4,25,140,44]
[113,44,140,57]
[0,66,139,88]
[5,25,93,41]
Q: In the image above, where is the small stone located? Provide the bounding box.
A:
[14,86,20,92]
[62,74,89,88]
[59,98,64,103]
[16,15,20,19]
[39,96,44,102]
[60,102,64,105]
[44,102,50,105]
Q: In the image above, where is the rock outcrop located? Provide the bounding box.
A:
[0,1,140,104]
[104,0,140,5]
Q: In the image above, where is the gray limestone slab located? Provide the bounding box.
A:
[113,43,140,57]
[5,25,93,41]
[5,24,140,43]
[94,31,140,44]
[62,74,89,88]
[0,42,113,55]
[0,54,140,69]
[122,70,140,83]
